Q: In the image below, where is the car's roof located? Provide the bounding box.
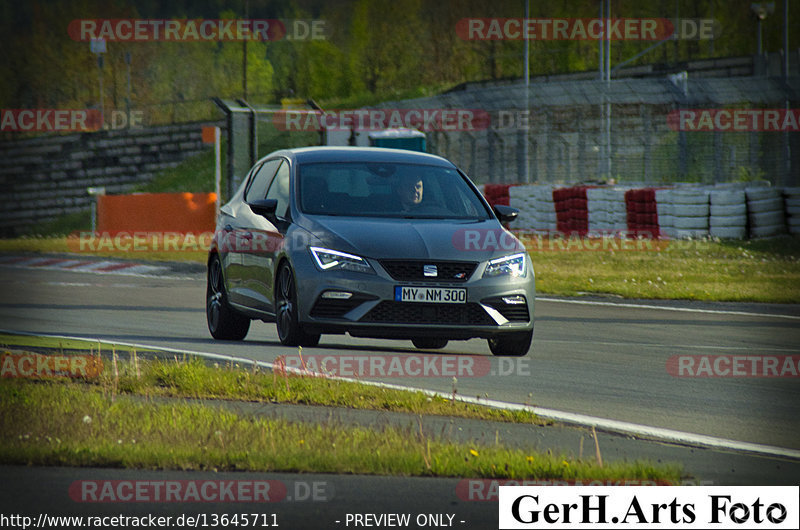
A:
[261,146,455,167]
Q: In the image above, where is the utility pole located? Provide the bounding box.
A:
[523,0,530,184]
[243,0,249,100]
[90,38,106,128]
[125,51,132,128]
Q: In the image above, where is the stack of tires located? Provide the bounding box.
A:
[746,187,786,238]
[709,189,747,239]
[587,188,610,233]
[586,187,628,235]
[509,185,538,230]
[483,184,512,207]
[784,188,800,235]
[670,188,710,238]
[553,186,589,235]
[625,188,659,238]
[655,189,675,239]
[533,185,558,232]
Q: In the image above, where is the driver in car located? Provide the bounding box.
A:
[396,173,424,211]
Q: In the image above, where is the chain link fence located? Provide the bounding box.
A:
[391,75,799,187]
[214,72,800,199]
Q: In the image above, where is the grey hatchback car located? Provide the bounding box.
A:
[206,147,534,356]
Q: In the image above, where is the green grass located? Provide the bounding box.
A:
[0,377,680,482]
[130,147,218,194]
[524,234,800,303]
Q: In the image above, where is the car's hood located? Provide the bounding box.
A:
[299,216,525,262]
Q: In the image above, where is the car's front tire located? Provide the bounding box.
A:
[275,263,321,347]
[207,254,250,340]
[488,329,532,356]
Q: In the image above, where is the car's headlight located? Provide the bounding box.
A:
[483,252,527,278]
[309,246,374,274]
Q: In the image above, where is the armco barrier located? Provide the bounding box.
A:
[97,192,217,234]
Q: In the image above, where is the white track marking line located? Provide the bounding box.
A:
[3,329,799,461]
[537,296,800,321]
[536,338,800,353]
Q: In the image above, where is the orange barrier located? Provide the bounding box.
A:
[97,192,217,234]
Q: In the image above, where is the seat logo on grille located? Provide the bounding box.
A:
[423,264,438,277]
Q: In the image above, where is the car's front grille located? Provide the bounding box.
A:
[360,301,495,326]
[310,293,376,319]
[483,296,530,322]
[379,260,477,282]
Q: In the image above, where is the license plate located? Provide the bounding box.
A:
[394,286,467,304]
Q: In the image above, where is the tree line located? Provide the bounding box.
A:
[1,0,793,126]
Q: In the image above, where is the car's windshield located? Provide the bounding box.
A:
[298,161,491,220]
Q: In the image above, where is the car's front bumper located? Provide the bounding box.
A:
[292,252,535,340]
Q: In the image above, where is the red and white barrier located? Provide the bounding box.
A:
[497,181,793,240]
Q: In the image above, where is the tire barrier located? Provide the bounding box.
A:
[668,188,710,239]
[587,187,628,234]
[654,189,675,239]
[483,184,512,207]
[785,187,800,235]
[500,181,795,241]
[625,188,660,238]
[508,184,536,231]
[508,184,557,232]
[746,187,786,238]
[709,189,747,239]
[553,186,590,236]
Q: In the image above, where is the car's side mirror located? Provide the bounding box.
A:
[493,204,519,223]
[248,199,278,219]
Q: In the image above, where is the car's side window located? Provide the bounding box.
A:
[245,159,281,202]
[265,160,291,219]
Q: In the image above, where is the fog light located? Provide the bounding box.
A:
[501,295,526,305]
[321,291,353,300]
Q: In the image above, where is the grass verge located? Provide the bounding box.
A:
[0,375,680,482]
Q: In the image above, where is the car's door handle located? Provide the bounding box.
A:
[224,224,233,232]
